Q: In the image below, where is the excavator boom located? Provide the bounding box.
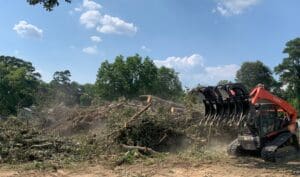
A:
[249,85,298,134]
[250,85,297,124]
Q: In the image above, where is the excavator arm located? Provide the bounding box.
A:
[249,85,298,133]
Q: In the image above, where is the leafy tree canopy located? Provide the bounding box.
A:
[96,54,183,100]
[45,70,83,106]
[26,0,71,11]
[235,60,275,91]
[0,56,40,116]
[52,70,71,85]
[275,38,300,111]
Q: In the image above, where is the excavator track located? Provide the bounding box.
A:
[261,146,276,162]
[261,132,299,162]
[261,145,298,162]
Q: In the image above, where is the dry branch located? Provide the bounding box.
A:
[107,102,152,138]
[124,102,152,128]
[121,144,158,154]
[140,95,184,108]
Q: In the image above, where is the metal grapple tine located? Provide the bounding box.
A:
[218,101,227,126]
[227,101,235,126]
[235,101,244,126]
[205,107,214,126]
[189,83,250,128]
[203,101,212,125]
[232,100,243,125]
[200,101,210,125]
[212,88,225,126]
[237,114,248,126]
[208,103,219,126]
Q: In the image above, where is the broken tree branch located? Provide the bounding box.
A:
[107,102,152,138]
[121,144,158,154]
[124,102,152,128]
[140,95,184,108]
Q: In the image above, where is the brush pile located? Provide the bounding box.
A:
[0,117,77,163]
[1,95,238,166]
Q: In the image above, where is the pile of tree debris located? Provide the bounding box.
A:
[0,117,77,163]
[2,95,238,165]
[104,95,220,155]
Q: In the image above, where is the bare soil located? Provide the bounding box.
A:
[1,156,300,177]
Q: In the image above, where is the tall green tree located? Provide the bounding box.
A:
[52,70,71,85]
[236,60,275,91]
[140,57,158,94]
[275,38,300,111]
[96,56,129,99]
[155,66,183,100]
[95,55,183,100]
[48,70,82,106]
[80,84,96,106]
[26,0,71,11]
[0,56,40,116]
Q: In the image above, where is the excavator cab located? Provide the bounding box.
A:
[190,83,299,162]
[251,103,288,137]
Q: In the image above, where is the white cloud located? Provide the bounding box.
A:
[141,45,151,52]
[83,0,102,10]
[73,0,101,13]
[77,0,137,36]
[90,35,102,43]
[74,7,82,12]
[97,15,137,35]
[204,64,240,82]
[155,54,204,71]
[82,45,98,55]
[80,10,101,28]
[154,54,240,87]
[13,20,43,39]
[214,0,260,16]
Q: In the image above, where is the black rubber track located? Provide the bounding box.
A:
[261,147,276,162]
[261,145,298,162]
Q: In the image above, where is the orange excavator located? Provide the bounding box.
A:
[190,83,299,162]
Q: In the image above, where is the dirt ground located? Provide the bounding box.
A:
[1,156,300,177]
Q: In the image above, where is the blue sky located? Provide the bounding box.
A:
[0,0,299,87]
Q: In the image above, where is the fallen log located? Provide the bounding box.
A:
[30,142,53,149]
[140,95,185,108]
[171,107,186,114]
[121,144,158,155]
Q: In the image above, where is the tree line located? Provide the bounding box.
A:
[0,54,183,116]
[1,38,300,117]
[236,38,300,112]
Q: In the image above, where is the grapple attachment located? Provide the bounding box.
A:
[190,83,250,127]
